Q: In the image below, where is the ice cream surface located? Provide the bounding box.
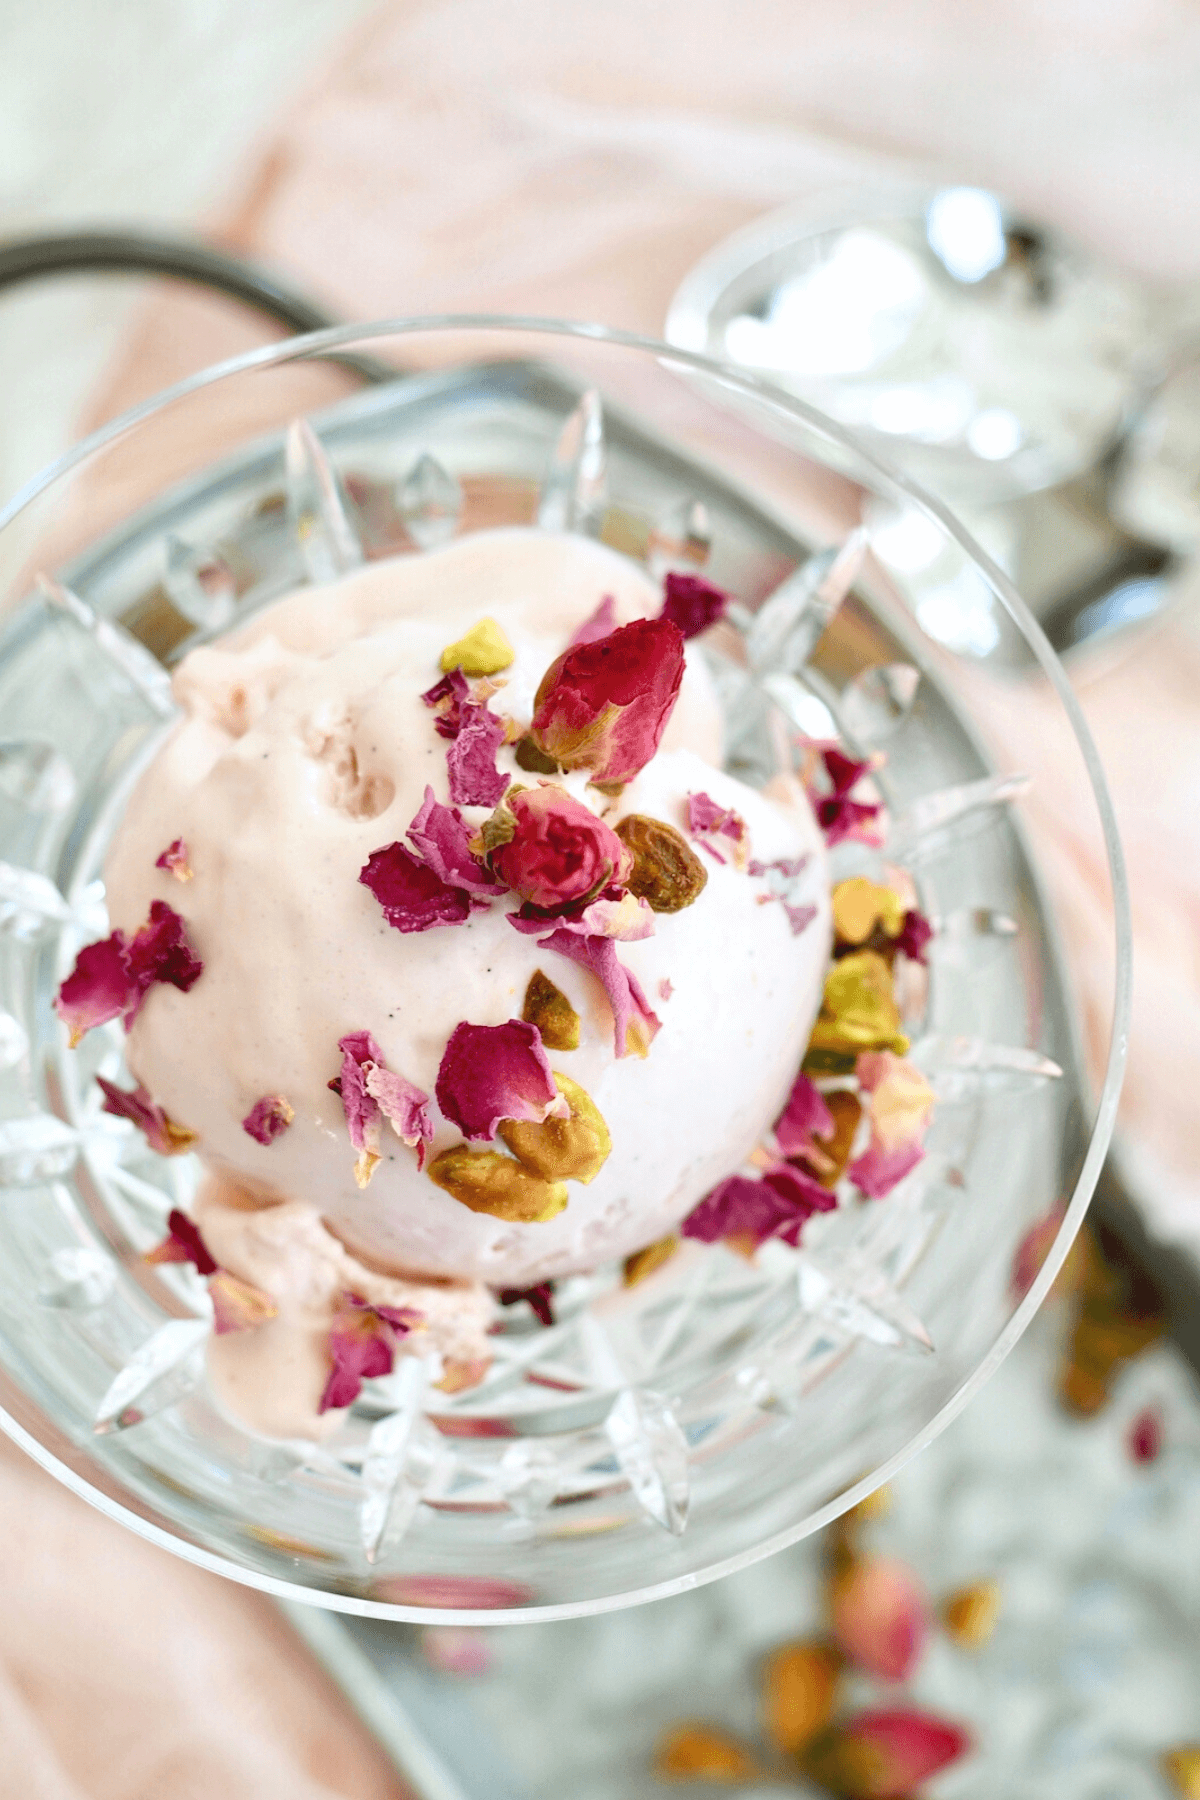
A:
[101,527,831,1430]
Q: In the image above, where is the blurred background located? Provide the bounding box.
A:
[1,4,1199,1797]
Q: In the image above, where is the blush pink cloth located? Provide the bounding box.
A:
[10,2,1200,1793]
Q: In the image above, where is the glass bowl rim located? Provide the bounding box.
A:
[0,313,1131,1624]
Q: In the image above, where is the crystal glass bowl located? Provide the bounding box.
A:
[0,319,1128,1623]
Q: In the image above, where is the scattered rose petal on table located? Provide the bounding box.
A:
[831,1553,929,1681]
[761,1640,840,1755]
[802,1707,972,1798]
[653,1722,760,1781]
[942,1579,1002,1647]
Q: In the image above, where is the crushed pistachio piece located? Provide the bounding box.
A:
[614,813,708,913]
[498,1072,610,1184]
[428,1145,568,1221]
[439,617,514,676]
[623,1235,679,1286]
[832,876,907,946]
[522,968,581,1051]
[805,951,909,1060]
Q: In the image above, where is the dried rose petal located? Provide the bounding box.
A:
[154,838,192,882]
[428,1145,568,1221]
[534,929,660,1058]
[802,1708,971,1799]
[208,1270,279,1335]
[530,616,685,787]
[567,593,617,649]
[497,1282,556,1326]
[1128,1405,1164,1464]
[438,617,514,677]
[1010,1205,1066,1301]
[847,1140,924,1199]
[832,1554,928,1681]
[447,701,509,808]
[422,667,470,740]
[806,746,883,848]
[366,1064,434,1169]
[490,784,631,911]
[55,934,136,1045]
[521,968,580,1051]
[654,1723,759,1781]
[97,1076,197,1157]
[762,1641,840,1756]
[499,1071,611,1184]
[660,570,729,639]
[614,813,708,913]
[406,786,505,899]
[686,790,748,867]
[241,1095,294,1145]
[145,1207,217,1276]
[360,841,475,932]
[895,908,933,964]
[435,1019,563,1142]
[125,900,204,996]
[319,1291,422,1413]
[774,1071,835,1159]
[942,1580,1001,1647]
[509,887,654,943]
[682,1162,835,1250]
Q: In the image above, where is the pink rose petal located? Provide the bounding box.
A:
[817,1708,971,1798]
[660,571,729,639]
[490,784,631,911]
[407,786,505,899]
[530,617,685,787]
[446,701,509,808]
[686,791,748,866]
[435,1019,563,1142]
[507,886,655,942]
[847,1140,925,1199]
[806,745,884,848]
[360,841,475,932]
[145,1207,217,1276]
[365,1063,434,1170]
[497,1282,556,1326]
[421,668,470,740]
[320,1291,423,1412]
[682,1161,836,1249]
[241,1094,294,1145]
[535,929,661,1058]
[154,837,192,881]
[124,900,204,997]
[895,907,933,964]
[567,594,617,649]
[832,1554,929,1681]
[748,854,817,936]
[208,1269,278,1335]
[97,1076,196,1157]
[1128,1405,1163,1464]
[55,934,135,1045]
[774,1071,835,1158]
[420,1626,493,1676]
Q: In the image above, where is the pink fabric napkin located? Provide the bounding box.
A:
[11,2,1200,1792]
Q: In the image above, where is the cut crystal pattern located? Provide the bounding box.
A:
[0,738,76,813]
[163,536,238,633]
[839,662,921,746]
[889,771,1030,859]
[496,1442,561,1520]
[910,1034,1063,1098]
[935,907,1019,942]
[397,452,463,550]
[285,418,364,585]
[38,1245,116,1310]
[93,1318,208,1434]
[359,1356,437,1562]
[0,1114,79,1185]
[605,1388,690,1535]
[745,528,867,677]
[0,1010,28,1069]
[0,860,71,939]
[538,389,607,533]
[38,575,175,717]
[796,1252,935,1355]
[647,498,712,577]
